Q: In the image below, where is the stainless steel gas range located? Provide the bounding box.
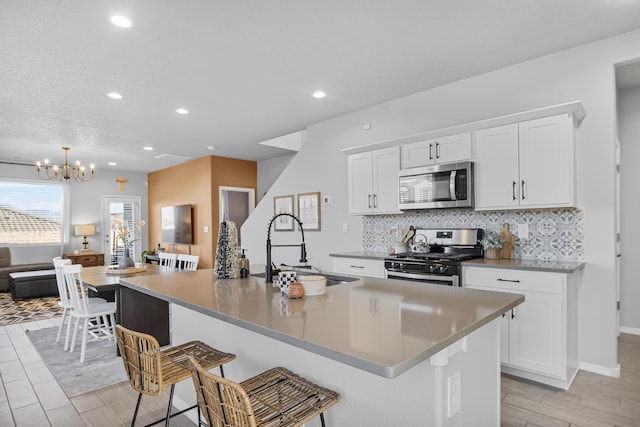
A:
[384,228,484,286]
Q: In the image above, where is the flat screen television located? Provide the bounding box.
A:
[161,204,193,244]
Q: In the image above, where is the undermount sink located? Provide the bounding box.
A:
[250,271,359,286]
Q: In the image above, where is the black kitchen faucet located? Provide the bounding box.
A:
[265,213,307,283]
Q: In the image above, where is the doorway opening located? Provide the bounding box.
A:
[102,196,142,265]
[219,186,255,248]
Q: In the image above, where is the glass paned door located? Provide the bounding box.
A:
[102,196,141,266]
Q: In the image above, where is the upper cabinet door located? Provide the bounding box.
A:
[371,146,401,214]
[474,124,520,210]
[347,146,400,215]
[348,152,374,215]
[433,132,472,164]
[401,132,471,169]
[518,114,574,208]
[401,140,433,169]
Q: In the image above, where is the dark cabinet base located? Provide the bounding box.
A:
[118,287,170,346]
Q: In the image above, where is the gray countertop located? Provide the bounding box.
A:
[120,269,523,378]
[462,258,585,273]
[328,251,389,260]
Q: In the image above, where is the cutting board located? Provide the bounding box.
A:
[499,224,515,259]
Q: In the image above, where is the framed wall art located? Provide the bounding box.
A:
[273,194,294,231]
[298,192,321,231]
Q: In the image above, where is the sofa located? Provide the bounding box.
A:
[0,247,54,292]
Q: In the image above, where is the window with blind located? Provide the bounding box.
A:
[0,180,64,244]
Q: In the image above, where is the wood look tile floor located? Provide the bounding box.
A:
[0,319,192,427]
[1,317,639,426]
[501,334,640,427]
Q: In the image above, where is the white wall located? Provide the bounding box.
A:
[0,162,149,264]
[257,153,295,203]
[243,29,640,376]
[618,85,640,334]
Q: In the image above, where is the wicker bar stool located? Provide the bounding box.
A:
[115,325,236,427]
[188,356,341,427]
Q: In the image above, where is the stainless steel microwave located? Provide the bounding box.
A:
[398,161,474,210]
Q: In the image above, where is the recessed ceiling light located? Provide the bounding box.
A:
[143,146,153,151]
[108,162,117,166]
[176,108,189,115]
[313,91,326,99]
[107,92,123,100]
[207,145,216,151]
[110,15,133,28]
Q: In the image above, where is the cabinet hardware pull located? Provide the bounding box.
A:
[435,142,440,159]
[368,194,372,208]
[429,143,433,160]
[512,181,517,200]
[497,278,520,283]
[350,265,365,269]
[511,309,515,320]
[501,313,506,318]
[521,180,526,200]
[373,194,377,208]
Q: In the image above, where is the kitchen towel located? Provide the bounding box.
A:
[214,220,239,278]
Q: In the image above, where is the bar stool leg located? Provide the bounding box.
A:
[131,393,143,427]
[164,384,176,427]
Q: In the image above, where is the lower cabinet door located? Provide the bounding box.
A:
[507,291,563,377]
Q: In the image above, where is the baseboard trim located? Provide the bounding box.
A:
[620,326,640,336]
[580,361,621,378]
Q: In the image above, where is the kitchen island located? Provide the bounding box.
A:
[120,270,523,426]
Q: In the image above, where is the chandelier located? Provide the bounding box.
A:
[36,147,95,183]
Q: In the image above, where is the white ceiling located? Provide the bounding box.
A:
[1,1,640,173]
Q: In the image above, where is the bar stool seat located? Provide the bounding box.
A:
[115,325,236,426]
[189,357,341,427]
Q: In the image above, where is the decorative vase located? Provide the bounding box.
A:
[287,282,305,299]
[119,247,135,269]
[485,248,500,260]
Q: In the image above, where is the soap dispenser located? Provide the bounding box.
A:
[239,249,250,278]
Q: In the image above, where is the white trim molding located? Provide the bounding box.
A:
[620,326,640,336]
[580,362,621,378]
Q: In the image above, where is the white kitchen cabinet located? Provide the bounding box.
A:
[473,114,576,210]
[463,266,579,389]
[401,132,471,169]
[332,256,386,278]
[348,146,401,215]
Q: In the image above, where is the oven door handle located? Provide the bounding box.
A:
[387,270,453,282]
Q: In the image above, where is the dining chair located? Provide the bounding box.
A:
[52,257,106,344]
[188,356,341,427]
[157,252,178,269]
[115,324,236,427]
[62,264,117,363]
[177,254,199,271]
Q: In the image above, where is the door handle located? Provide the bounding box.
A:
[512,181,517,200]
[429,143,434,160]
[373,194,377,208]
[497,278,521,283]
[511,309,515,320]
[435,142,440,159]
[521,180,526,200]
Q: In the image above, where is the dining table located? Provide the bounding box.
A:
[79,264,174,346]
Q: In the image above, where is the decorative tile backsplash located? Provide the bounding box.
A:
[362,208,584,261]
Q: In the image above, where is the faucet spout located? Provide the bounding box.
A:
[265,213,307,283]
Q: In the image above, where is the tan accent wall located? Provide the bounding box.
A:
[148,156,256,269]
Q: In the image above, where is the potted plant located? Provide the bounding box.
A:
[480,230,507,260]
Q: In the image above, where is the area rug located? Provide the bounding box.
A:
[26,327,128,397]
[0,292,63,325]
